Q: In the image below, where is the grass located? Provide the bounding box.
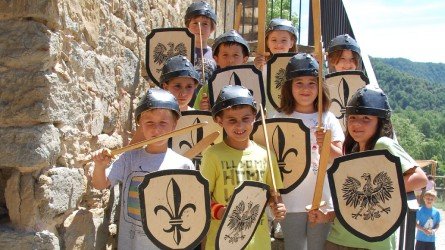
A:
[435,197,445,210]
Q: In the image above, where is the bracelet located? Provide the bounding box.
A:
[211,201,225,220]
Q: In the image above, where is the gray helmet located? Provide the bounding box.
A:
[184,1,217,25]
[212,29,250,55]
[285,53,319,81]
[211,85,257,118]
[266,18,298,40]
[135,88,181,122]
[327,34,361,55]
[160,55,199,84]
[346,86,391,119]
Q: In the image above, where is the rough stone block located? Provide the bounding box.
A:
[0,226,60,249]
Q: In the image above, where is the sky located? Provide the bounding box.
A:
[296,0,445,63]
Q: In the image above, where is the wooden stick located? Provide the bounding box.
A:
[257,0,267,54]
[311,0,324,128]
[233,2,243,31]
[182,131,220,159]
[110,122,208,156]
[259,104,278,200]
[198,22,206,85]
[307,130,331,211]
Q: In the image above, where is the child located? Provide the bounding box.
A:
[308,86,428,249]
[160,55,200,111]
[416,189,441,250]
[92,89,195,249]
[193,29,250,110]
[271,53,344,250]
[253,18,298,71]
[200,85,286,249]
[185,1,217,100]
[327,34,362,73]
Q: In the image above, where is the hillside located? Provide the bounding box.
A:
[370,57,445,179]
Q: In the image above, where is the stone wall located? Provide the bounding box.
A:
[0,0,194,248]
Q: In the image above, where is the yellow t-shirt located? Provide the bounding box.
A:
[200,140,283,250]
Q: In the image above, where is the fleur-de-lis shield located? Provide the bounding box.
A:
[146,28,195,86]
[208,64,265,112]
[266,53,296,114]
[325,70,369,130]
[139,169,210,249]
[169,111,222,169]
[328,150,407,242]
[251,118,311,194]
[216,181,270,250]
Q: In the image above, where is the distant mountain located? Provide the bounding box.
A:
[372,57,445,85]
[370,57,445,111]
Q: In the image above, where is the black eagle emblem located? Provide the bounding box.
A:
[224,201,260,243]
[342,172,394,220]
[274,68,286,90]
[153,42,187,72]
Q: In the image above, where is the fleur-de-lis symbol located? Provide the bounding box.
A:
[229,72,255,97]
[331,77,349,127]
[154,178,196,245]
[179,118,203,151]
[272,126,298,180]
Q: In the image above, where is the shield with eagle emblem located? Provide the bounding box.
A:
[138,169,210,249]
[208,64,265,111]
[168,110,222,169]
[325,70,369,131]
[266,53,296,114]
[216,181,270,250]
[327,149,407,242]
[146,28,195,86]
[251,118,311,194]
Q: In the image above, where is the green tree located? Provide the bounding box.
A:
[267,0,299,28]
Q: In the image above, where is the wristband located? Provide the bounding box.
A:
[211,201,225,220]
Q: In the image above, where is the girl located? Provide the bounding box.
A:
[160,55,200,111]
[308,86,428,249]
[272,53,344,250]
[253,18,298,70]
[327,34,362,73]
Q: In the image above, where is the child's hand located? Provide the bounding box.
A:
[253,52,270,70]
[308,209,331,224]
[200,93,210,110]
[92,148,113,170]
[315,129,327,149]
[270,201,286,221]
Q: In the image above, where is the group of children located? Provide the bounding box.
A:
[91,1,438,249]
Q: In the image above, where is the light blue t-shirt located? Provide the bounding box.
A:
[416,206,441,242]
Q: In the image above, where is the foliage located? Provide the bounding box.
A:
[371,58,445,186]
[266,0,299,29]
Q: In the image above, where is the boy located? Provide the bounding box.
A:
[416,189,441,250]
[92,89,195,250]
[193,29,250,110]
[200,85,286,249]
[161,55,200,111]
[185,1,217,102]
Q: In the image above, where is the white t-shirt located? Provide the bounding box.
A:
[106,148,195,250]
[271,111,345,212]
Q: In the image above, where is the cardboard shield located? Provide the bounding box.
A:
[216,181,270,250]
[328,150,407,242]
[146,28,195,86]
[169,110,222,169]
[251,118,311,194]
[208,65,265,111]
[325,70,369,130]
[139,169,210,249]
[266,53,296,113]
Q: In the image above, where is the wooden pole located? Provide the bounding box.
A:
[233,2,243,31]
[311,0,323,127]
[257,0,267,54]
[259,104,278,200]
[182,131,220,159]
[198,22,206,85]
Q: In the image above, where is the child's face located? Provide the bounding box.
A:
[423,194,436,208]
[291,76,318,112]
[267,30,295,54]
[187,16,215,44]
[347,115,378,150]
[334,50,357,72]
[163,77,196,111]
[216,106,255,149]
[213,44,248,68]
[138,109,178,150]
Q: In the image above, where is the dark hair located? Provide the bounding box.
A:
[185,15,216,30]
[213,42,249,58]
[278,77,330,115]
[327,50,361,70]
[214,104,256,119]
[343,117,394,153]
